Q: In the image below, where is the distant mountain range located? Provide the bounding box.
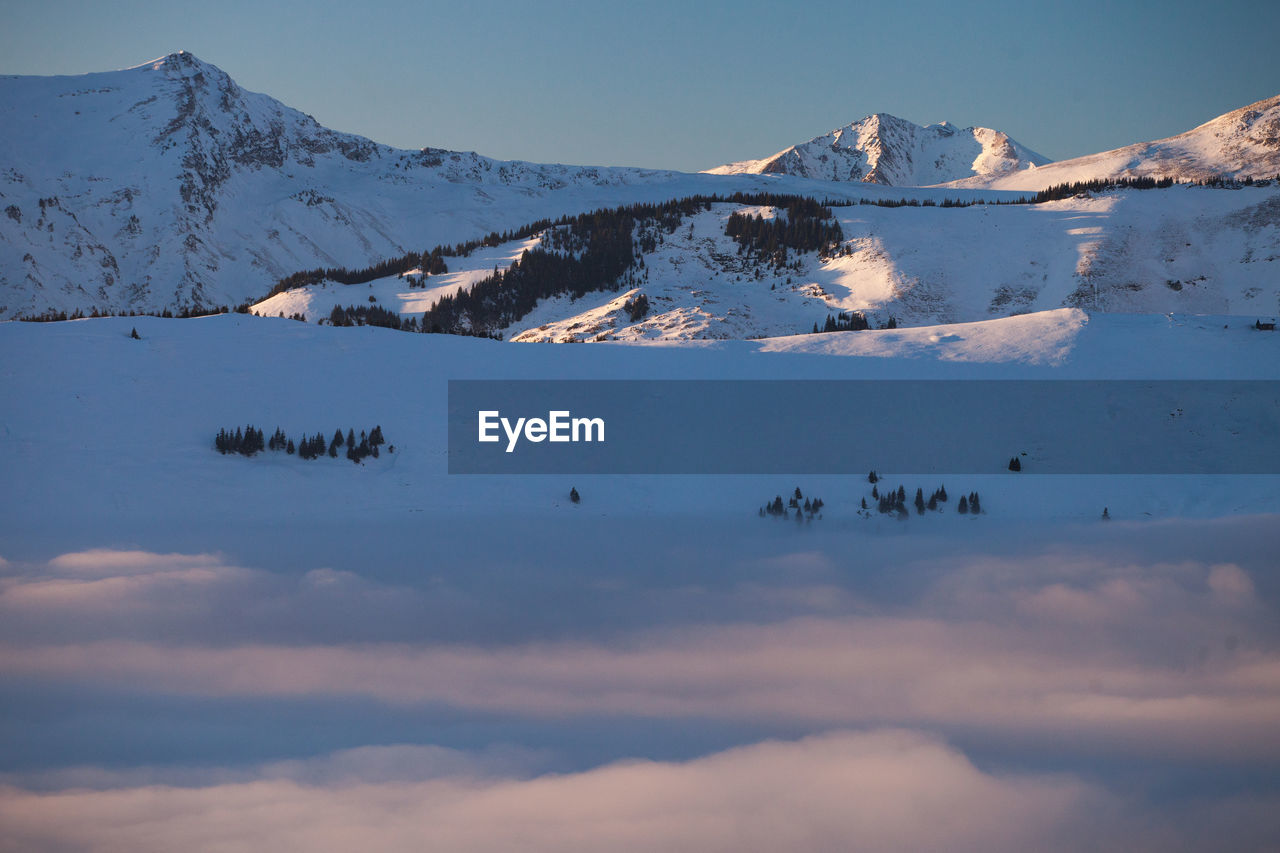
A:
[946,94,1280,190]
[0,52,705,318]
[705,113,1049,185]
[1,52,1277,324]
[706,97,1280,191]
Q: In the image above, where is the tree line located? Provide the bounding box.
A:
[810,312,899,333]
[415,192,843,337]
[760,486,826,522]
[725,197,844,269]
[18,303,263,323]
[215,424,389,462]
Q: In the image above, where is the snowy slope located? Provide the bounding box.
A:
[706,113,1048,185]
[951,94,1280,191]
[2,313,1278,547]
[0,52,685,318]
[4,53,954,319]
[4,53,1275,328]
[253,236,548,322]
[254,185,1280,340]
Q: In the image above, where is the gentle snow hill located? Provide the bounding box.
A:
[255,185,1280,339]
[1,313,1278,547]
[706,113,1049,185]
[0,53,1012,320]
[949,94,1280,191]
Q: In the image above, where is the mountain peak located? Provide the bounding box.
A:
[948,92,1280,191]
[705,112,1048,185]
[126,51,213,73]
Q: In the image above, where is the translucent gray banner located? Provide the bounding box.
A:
[447,380,1280,474]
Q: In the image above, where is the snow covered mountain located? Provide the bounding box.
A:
[255,184,1280,341]
[951,94,1280,191]
[3,53,1277,334]
[705,113,1049,185]
[0,52,741,319]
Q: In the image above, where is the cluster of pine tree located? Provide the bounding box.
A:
[270,190,861,338]
[418,197,717,336]
[1032,176,1177,203]
[215,425,266,456]
[265,220,571,298]
[326,304,404,329]
[854,196,1029,208]
[215,424,388,462]
[813,312,870,333]
[860,481,983,518]
[19,304,247,323]
[810,313,897,334]
[725,198,844,268]
[872,484,911,517]
[623,293,650,322]
[1196,174,1278,188]
[401,253,449,289]
[759,487,825,522]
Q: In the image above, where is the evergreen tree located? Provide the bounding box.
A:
[1102,507,1110,520]
[915,487,925,515]
[570,486,580,504]
[958,495,969,514]
[130,327,141,339]
[1009,456,1022,471]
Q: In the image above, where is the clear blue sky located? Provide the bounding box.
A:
[3,0,1278,171]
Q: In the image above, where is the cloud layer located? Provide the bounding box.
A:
[2,532,1278,850]
[2,545,1276,760]
[0,731,1177,853]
